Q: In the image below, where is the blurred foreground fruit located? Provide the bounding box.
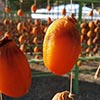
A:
[0,36,32,97]
[43,16,81,75]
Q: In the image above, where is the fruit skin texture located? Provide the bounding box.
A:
[43,17,81,75]
[0,37,32,97]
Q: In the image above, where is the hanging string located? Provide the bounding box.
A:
[19,0,23,21]
[47,0,50,6]
[57,0,59,19]
[70,0,73,16]
[83,3,86,21]
[68,71,73,98]
[19,0,23,9]
[91,3,94,20]
[34,0,36,5]
[5,0,8,18]
[5,0,8,6]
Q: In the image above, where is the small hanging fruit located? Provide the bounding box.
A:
[80,22,87,28]
[20,44,26,54]
[4,31,12,39]
[81,28,87,35]
[34,19,40,26]
[46,5,51,11]
[88,10,93,16]
[87,38,92,46]
[31,4,37,13]
[33,36,38,44]
[3,19,10,25]
[34,46,39,53]
[17,9,24,17]
[98,8,100,14]
[47,17,52,25]
[5,6,11,13]
[43,16,81,75]
[17,22,24,32]
[88,21,95,29]
[0,36,32,97]
[18,34,25,44]
[77,60,82,67]
[31,26,38,35]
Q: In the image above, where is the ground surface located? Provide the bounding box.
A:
[2,55,100,100]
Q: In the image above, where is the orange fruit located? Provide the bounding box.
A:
[34,19,40,26]
[18,35,25,44]
[80,22,87,28]
[87,30,93,38]
[5,6,11,13]
[46,5,51,11]
[17,9,24,17]
[34,46,39,53]
[17,22,24,32]
[81,28,87,35]
[31,4,37,13]
[88,21,95,29]
[47,17,52,25]
[4,31,12,39]
[98,9,100,14]
[88,10,93,16]
[33,36,38,44]
[20,44,26,54]
[77,60,82,66]
[43,16,81,75]
[87,38,92,46]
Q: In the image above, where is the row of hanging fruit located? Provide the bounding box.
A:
[80,19,100,56]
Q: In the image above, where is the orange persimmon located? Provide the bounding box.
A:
[34,46,39,53]
[0,36,32,97]
[33,36,38,44]
[17,22,24,32]
[18,35,25,44]
[34,19,40,26]
[17,9,24,17]
[47,5,51,11]
[31,4,37,13]
[5,6,11,13]
[43,16,81,75]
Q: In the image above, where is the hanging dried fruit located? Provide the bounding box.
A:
[18,35,25,44]
[0,36,32,97]
[31,4,37,13]
[17,22,24,32]
[47,17,52,25]
[43,16,81,75]
[17,9,24,17]
[34,19,40,26]
[46,5,51,11]
[88,10,93,16]
[5,6,11,13]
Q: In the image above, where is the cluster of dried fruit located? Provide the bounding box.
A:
[0,17,53,59]
[80,19,100,56]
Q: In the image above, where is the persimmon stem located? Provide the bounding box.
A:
[0,93,2,100]
[70,0,73,16]
[34,0,36,5]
